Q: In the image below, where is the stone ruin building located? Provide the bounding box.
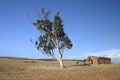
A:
[76,56,111,65]
[84,56,111,65]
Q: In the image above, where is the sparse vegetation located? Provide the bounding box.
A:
[0,58,120,80]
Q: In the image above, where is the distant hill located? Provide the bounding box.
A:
[0,56,32,60]
[0,56,80,61]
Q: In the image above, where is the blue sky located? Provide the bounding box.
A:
[0,0,120,62]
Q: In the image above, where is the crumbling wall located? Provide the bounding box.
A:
[76,56,111,65]
[88,56,111,64]
[98,57,111,64]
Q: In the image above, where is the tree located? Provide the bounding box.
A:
[33,8,72,68]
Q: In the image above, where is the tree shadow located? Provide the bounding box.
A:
[74,64,91,66]
[64,64,91,68]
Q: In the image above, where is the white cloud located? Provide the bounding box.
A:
[93,49,120,58]
[87,49,120,63]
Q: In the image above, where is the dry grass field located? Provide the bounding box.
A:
[0,58,120,80]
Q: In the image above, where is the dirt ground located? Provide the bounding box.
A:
[0,58,120,80]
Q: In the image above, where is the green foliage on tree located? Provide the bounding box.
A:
[33,8,72,68]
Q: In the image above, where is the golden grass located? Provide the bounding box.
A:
[0,58,120,80]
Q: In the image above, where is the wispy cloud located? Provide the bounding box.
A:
[86,49,120,63]
[93,49,120,58]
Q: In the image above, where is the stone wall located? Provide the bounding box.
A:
[84,56,111,65]
[98,57,111,64]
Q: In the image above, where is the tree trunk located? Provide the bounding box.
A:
[58,53,64,68]
[56,46,64,68]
